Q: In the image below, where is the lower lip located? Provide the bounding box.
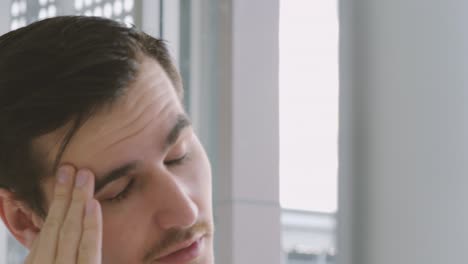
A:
[156,237,205,264]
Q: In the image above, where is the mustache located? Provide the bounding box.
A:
[143,221,214,262]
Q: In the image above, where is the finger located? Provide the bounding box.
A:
[55,169,95,263]
[78,199,102,264]
[33,166,76,263]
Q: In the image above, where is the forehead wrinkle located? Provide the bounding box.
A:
[37,57,179,170]
[108,85,155,133]
[89,86,173,150]
[82,65,172,150]
[88,69,167,140]
[92,89,160,145]
[98,99,171,154]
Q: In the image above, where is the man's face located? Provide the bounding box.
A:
[35,56,214,264]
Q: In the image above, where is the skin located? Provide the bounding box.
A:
[23,167,103,264]
[0,56,214,264]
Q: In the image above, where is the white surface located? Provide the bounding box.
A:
[141,0,160,37]
[0,223,7,264]
[0,0,11,35]
[192,0,282,263]
[0,2,10,262]
[231,0,280,202]
[188,0,201,131]
[279,0,339,213]
[162,0,180,65]
[338,0,468,263]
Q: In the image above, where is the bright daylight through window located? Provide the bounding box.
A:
[279,1,339,262]
[280,0,339,213]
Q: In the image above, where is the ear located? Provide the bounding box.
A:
[0,188,43,249]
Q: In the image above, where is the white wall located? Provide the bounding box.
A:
[193,0,282,263]
[141,0,161,38]
[0,224,7,264]
[0,1,11,261]
[338,0,468,264]
[0,0,10,35]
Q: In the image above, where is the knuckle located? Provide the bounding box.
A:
[54,186,69,200]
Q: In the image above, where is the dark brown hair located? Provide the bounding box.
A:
[0,16,182,217]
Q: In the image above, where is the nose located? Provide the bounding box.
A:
[151,171,199,230]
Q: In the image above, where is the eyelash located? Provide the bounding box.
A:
[107,178,135,203]
[107,153,190,204]
[164,152,189,166]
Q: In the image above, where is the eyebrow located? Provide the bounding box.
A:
[94,114,191,194]
[94,162,138,194]
[164,114,191,149]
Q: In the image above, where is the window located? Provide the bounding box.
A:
[279,0,339,263]
[9,0,137,31]
[9,0,28,30]
[74,0,136,25]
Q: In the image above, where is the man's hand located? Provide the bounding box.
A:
[24,166,102,264]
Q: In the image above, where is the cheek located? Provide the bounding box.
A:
[101,202,150,264]
[101,210,130,262]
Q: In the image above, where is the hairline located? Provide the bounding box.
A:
[49,53,183,176]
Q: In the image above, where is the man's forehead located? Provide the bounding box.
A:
[34,57,184,175]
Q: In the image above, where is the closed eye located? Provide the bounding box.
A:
[164,153,189,166]
[105,178,135,203]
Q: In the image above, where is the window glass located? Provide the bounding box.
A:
[280,0,339,263]
[74,0,136,25]
[9,0,137,31]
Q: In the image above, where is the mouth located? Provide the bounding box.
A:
[153,235,206,264]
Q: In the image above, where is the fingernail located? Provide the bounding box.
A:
[75,170,89,188]
[57,166,71,184]
[86,200,96,216]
